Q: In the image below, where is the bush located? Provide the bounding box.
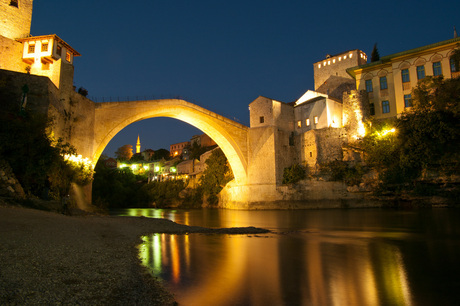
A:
[282,164,306,184]
[319,160,365,186]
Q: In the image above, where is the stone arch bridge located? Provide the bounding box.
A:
[90,99,249,185]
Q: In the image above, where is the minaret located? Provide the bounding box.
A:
[136,135,141,154]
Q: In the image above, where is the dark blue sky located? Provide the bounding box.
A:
[31,0,459,157]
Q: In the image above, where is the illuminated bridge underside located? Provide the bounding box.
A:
[93,99,249,184]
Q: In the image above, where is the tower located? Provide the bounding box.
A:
[136,135,141,154]
[0,0,34,39]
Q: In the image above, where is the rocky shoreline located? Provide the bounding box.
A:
[0,202,269,305]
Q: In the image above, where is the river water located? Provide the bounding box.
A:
[114,208,460,306]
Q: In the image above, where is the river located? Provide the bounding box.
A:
[114,208,460,306]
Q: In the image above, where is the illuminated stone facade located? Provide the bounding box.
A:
[348,37,460,120]
[0,0,33,40]
[313,50,367,90]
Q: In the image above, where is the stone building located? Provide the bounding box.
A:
[347,37,460,120]
[313,49,368,91]
[170,141,190,157]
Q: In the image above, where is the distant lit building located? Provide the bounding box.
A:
[170,141,190,157]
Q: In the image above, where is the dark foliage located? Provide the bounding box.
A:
[199,149,233,206]
[92,159,147,208]
[371,43,380,62]
[282,164,306,184]
[153,148,170,161]
[0,109,81,200]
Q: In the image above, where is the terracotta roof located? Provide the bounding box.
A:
[17,34,81,56]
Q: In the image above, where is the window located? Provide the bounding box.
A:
[382,100,390,114]
[369,103,375,116]
[66,52,71,62]
[450,57,459,72]
[28,44,35,54]
[314,116,318,124]
[41,43,48,52]
[309,152,312,157]
[10,0,18,7]
[404,94,412,108]
[379,76,387,90]
[433,62,442,76]
[306,118,310,126]
[56,45,62,56]
[259,116,264,124]
[401,69,410,83]
[416,65,425,80]
[365,79,373,92]
[297,121,301,128]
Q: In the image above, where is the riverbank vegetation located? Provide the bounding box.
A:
[0,107,93,207]
[92,148,233,209]
[296,75,460,204]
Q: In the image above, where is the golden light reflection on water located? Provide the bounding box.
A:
[132,209,419,306]
[139,232,414,306]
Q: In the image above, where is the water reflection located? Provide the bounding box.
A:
[117,208,460,305]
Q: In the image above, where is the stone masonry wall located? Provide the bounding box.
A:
[342,89,369,141]
[0,35,28,73]
[0,0,33,40]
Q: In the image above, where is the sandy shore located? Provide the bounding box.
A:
[0,203,269,305]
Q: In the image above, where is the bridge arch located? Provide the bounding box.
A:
[93,99,249,184]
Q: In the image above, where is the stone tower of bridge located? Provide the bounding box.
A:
[0,0,34,40]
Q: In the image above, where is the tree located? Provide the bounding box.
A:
[115,144,133,160]
[371,43,380,62]
[282,164,306,184]
[0,110,92,201]
[153,148,170,160]
[199,149,233,205]
[77,87,88,97]
[362,76,460,189]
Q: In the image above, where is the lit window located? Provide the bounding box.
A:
[344,55,347,59]
[314,116,318,124]
[365,79,373,92]
[318,64,321,68]
[10,0,18,7]
[360,53,363,58]
[433,62,442,76]
[401,69,410,83]
[416,65,425,80]
[332,59,336,63]
[328,61,330,65]
[66,52,71,62]
[323,62,326,66]
[41,43,48,52]
[28,44,35,54]
[338,57,342,61]
[306,118,310,126]
[349,53,353,58]
[259,116,264,123]
[404,94,412,108]
[297,121,301,128]
[382,100,390,114]
[379,76,388,90]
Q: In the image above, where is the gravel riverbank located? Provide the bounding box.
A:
[0,203,269,305]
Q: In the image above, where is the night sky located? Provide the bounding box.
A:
[30,0,459,157]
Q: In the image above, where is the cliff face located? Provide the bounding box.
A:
[0,160,25,199]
